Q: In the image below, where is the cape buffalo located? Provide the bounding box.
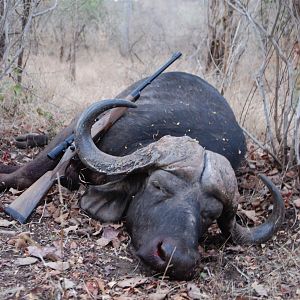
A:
[0,72,284,280]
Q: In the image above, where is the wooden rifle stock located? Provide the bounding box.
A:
[4,52,182,223]
[4,149,73,223]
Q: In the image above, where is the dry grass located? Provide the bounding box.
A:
[0,47,269,135]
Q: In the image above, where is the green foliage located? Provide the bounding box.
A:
[12,83,22,97]
[36,107,64,138]
[0,81,26,116]
[81,0,104,16]
[36,107,54,121]
[58,0,104,21]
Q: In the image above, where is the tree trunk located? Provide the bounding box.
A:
[119,0,132,57]
[0,1,5,62]
[17,0,31,83]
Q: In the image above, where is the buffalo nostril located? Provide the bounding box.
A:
[155,241,176,263]
[137,240,198,279]
[156,241,166,261]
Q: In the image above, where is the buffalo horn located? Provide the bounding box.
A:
[75,99,161,175]
[218,174,285,244]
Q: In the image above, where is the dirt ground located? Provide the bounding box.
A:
[1,126,300,300]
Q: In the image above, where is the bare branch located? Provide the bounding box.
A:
[0,0,38,81]
[255,75,276,153]
[0,0,59,81]
[33,0,58,18]
[242,127,282,168]
[293,95,300,166]
[227,0,300,168]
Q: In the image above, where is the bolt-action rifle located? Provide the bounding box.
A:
[5,52,182,223]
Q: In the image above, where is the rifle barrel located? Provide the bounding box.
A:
[130,52,182,99]
[47,52,182,160]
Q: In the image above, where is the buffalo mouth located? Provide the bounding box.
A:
[135,236,199,280]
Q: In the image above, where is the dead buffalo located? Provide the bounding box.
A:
[0,72,284,280]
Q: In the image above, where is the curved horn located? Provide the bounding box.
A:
[231,174,284,244]
[75,99,161,175]
[218,174,285,245]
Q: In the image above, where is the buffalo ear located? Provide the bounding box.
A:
[201,151,239,216]
[80,175,143,222]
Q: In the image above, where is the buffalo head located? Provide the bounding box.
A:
[74,99,285,280]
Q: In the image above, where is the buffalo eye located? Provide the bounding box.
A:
[152,180,162,190]
[151,180,170,196]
